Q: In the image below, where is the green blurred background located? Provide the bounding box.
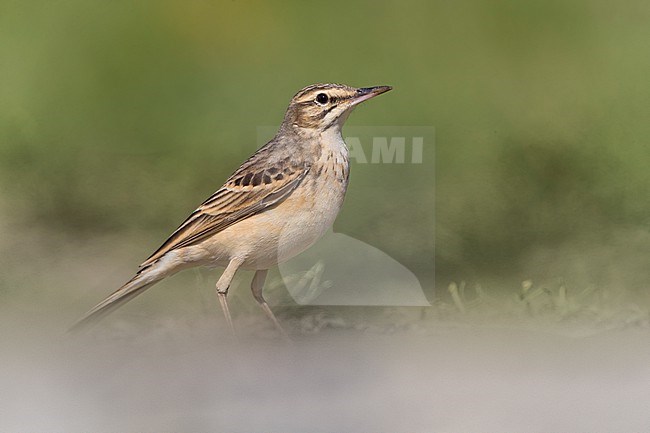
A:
[1,0,649,318]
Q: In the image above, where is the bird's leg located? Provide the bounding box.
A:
[216,259,243,338]
[251,269,291,341]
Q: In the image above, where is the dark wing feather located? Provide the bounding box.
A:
[140,161,310,268]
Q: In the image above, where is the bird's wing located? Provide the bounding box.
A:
[140,157,311,268]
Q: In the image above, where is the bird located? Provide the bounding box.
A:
[71,83,392,338]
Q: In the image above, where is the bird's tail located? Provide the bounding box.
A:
[69,257,181,333]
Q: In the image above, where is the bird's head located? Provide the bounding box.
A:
[281,83,392,134]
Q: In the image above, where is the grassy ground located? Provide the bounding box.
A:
[1,208,649,432]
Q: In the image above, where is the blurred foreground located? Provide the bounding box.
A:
[2,310,649,433]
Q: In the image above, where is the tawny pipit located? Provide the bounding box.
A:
[72,83,392,337]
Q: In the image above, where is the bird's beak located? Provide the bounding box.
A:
[350,86,393,106]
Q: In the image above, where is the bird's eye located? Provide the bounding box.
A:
[315,93,329,105]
